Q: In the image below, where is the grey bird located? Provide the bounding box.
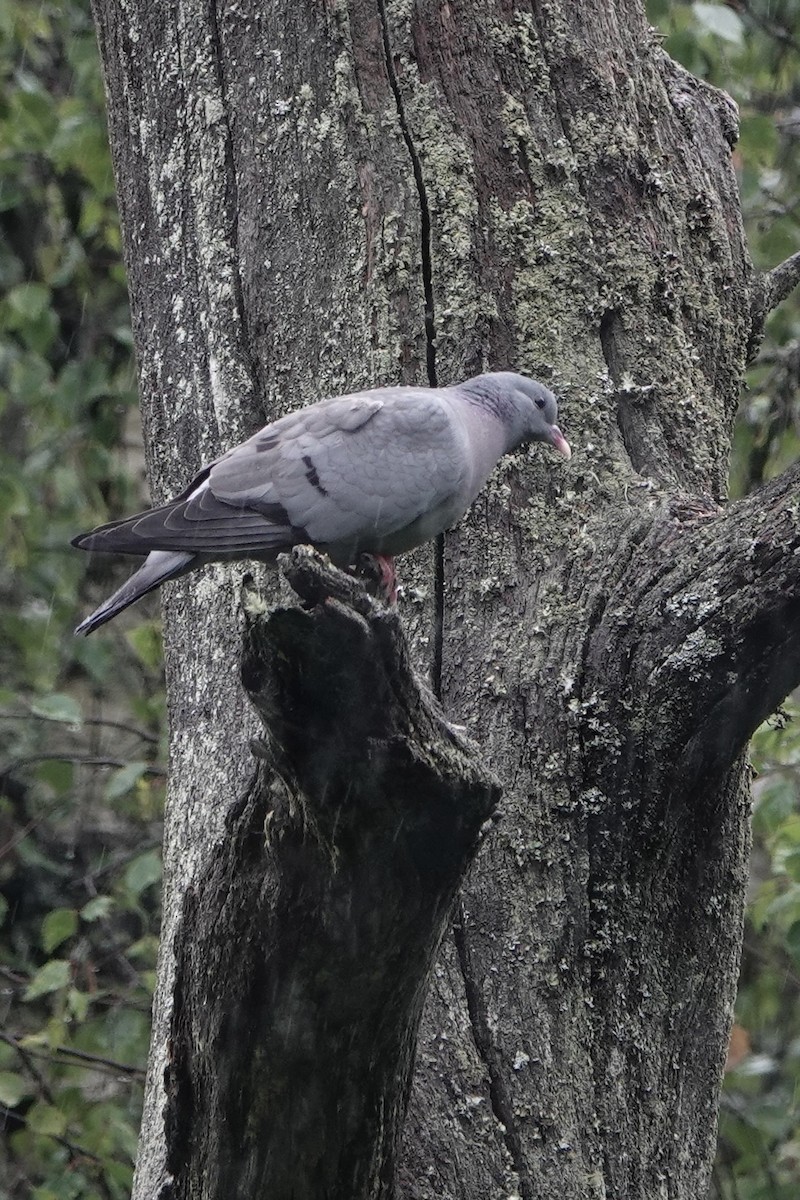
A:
[72,371,571,634]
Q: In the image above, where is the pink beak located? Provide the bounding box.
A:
[548,425,572,461]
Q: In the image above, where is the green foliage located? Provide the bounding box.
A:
[647,0,800,499]
[709,704,800,1199]
[0,1,164,1195]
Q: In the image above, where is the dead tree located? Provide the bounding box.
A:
[89,0,800,1196]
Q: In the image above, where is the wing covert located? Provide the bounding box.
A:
[200,386,469,552]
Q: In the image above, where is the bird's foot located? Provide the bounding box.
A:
[375,554,399,605]
[355,553,399,605]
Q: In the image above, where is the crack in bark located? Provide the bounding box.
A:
[598,309,634,462]
[375,0,444,699]
[527,0,571,157]
[453,900,533,1200]
[599,309,679,485]
[372,11,528,1182]
[206,0,259,407]
[375,0,437,387]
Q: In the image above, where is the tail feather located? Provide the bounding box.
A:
[75,551,196,636]
[70,490,294,557]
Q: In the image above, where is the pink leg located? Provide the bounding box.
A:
[375,554,398,605]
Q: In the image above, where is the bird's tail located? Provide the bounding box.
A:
[75,550,195,636]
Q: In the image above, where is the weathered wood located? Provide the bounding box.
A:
[163,551,498,1199]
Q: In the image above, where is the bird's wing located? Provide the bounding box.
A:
[73,388,470,557]
[207,388,470,550]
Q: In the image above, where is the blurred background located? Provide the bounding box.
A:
[0,1,798,1196]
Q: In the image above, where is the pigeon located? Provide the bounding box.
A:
[72,371,570,634]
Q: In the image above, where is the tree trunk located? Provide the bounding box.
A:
[88,0,800,1197]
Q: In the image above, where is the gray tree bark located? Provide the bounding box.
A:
[87,0,800,1197]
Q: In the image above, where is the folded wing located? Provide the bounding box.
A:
[73,388,469,561]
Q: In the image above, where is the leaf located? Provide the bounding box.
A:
[30,693,83,725]
[126,933,159,964]
[43,1016,67,1051]
[26,1101,68,1137]
[123,849,162,897]
[0,1070,30,1107]
[106,1160,136,1190]
[126,621,164,671]
[763,885,800,928]
[67,987,89,1022]
[786,920,800,969]
[23,958,71,1001]
[41,908,78,954]
[784,849,800,883]
[106,761,148,801]
[0,475,30,520]
[692,2,744,44]
[749,878,779,932]
[51,113,115,195]
[103,1005,148,1060]
[6,89,58,149]
[738,115,779,170]
[35,759,74,795]
[80,895,113,922]
[3,281,50,323]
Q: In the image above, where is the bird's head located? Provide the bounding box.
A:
[455,371,572,460]
[512,375,571,460]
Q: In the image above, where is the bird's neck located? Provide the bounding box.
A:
[457,377,527,451]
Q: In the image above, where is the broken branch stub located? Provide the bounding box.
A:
[243,546,500,890]
[164,548,499,1200]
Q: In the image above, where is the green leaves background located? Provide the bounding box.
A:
[0,3,163,1195]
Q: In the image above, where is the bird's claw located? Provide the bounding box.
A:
[354,554,398,605]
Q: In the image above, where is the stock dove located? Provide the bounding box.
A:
[73,371,570,634]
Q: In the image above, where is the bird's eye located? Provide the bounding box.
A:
[535,397,546,410]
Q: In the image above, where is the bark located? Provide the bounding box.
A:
[165,550,498,1197]
[86,0,800,1197]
